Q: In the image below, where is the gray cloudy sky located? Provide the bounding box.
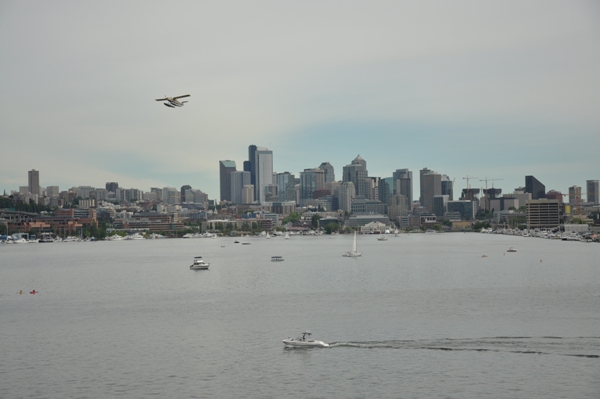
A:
[1,1,599,198]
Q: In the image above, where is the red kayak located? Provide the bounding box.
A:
[30,291,37,294]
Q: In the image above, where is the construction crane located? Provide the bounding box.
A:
[463,175,478,190]
[479,177,503,190]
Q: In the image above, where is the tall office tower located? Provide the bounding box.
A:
[334,181,355,212]
[419,168,431,204]
[28,169,40,196]
[342,155,369,197]
[392,169,413,204]
[587,180,599,204]
[254,147,273,203]
[388,194,409,222]
[150,187,163,202]
[525,175,546,199]
[219,160,237,202]
[300,168,325,204]
[106,182,119,193]
[318,162,335,183]
[246,145,258,193]
[421,171,442,212]
[277,172,296,202]
[441,175,453,201]
[46,186,59,198]
[378,178,393,205]
[162,187,179,205]
[180,185,192,203]
[241,185,254,204]
[568,185,582,206]
[432,195,449,217]
[230,171,251,204]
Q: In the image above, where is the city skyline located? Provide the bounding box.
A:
[1,2,599,198]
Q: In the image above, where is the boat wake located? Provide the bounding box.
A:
[327,336,600,358]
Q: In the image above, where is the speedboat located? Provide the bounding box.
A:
[271,256,284,262]
[190,257,210,270]
[507,247,517,252]
[283,331,329,348]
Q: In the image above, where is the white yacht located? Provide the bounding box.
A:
[283,331,329,348]
[343,232,362,257]
[190,256,210,270]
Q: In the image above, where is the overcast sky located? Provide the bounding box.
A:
[1,1,599,199]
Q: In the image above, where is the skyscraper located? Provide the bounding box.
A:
[299,168,325,205]
[219,160,237,202]
[181,185,192,203]
[525,175,546,199]
[28,169,40,196]
[587,180,599,204]
[335,182,355,212]
[230,171,251,204]
[392,169,412,204]
[342,155,368,198]
[277,172,296,202]
[254,147,273,203]
[318,162,335,183]
[106,182,119,193]
[421,170,441,212]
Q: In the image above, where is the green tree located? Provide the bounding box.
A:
[324,222,339,234]
[311,214,321,229]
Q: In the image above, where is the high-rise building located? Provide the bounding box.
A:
[318,162,335,183]
[28,169,40,196]
[525,176,546,199]
[568,185,582,206]
[254,147,273,203]
[419,168,431,204]
[181,185,192,203]
[241,185,254,204]
[421,170,441,212]
[46,186,59,198]
[441,175,453,201]
[300,168,325,205]
[335,182,355,212]
[378,178,393,205]
[432,195,449,217]
[219,160,237,202]
[526,199,560,229]
[230,171,251,204]
[392,169,412,204]
[587,180,599,204]
[106,182,119,193]
[162,187,179,205]
[342,155,369,198]
[245,145,258,194]
[277,172,296,202]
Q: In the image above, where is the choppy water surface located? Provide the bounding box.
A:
[1,233,599,398]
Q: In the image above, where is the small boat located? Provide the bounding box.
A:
[283,331,329,348]
[190,256,210,270]
[377,235,388,241]
[284,232,290,239]
[507,247,517,252]
[343,232,361,257]
[241,242,251,245]
[271,256,284,262]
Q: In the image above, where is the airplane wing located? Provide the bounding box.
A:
[155,98,168,101]
[173,94,190,99]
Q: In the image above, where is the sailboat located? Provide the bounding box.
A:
[343,232,361,257]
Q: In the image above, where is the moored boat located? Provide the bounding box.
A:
[190,256,210,270]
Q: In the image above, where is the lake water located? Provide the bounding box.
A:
[1,233,599,398]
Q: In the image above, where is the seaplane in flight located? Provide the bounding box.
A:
[155,94,190,108]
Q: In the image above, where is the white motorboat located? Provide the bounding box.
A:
[377,235,388,241]
[271,256,284,262]
[190,256,210,270]
[506,247,517,252]
[343,232,362,257]
[283,331,329,348]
